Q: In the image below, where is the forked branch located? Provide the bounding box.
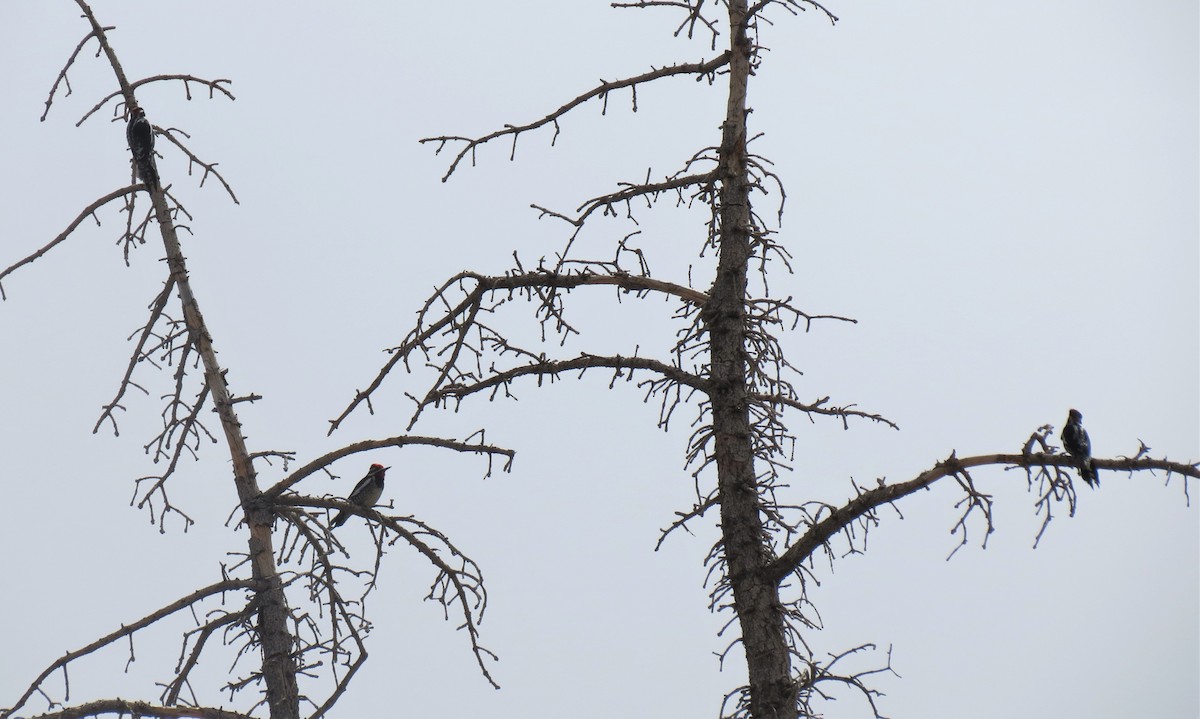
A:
[328,269,709,434]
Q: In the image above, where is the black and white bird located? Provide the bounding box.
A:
[1061,409,1098,487]
[331,463,390,527]
[125,106,158,193]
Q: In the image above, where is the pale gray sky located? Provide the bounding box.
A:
[1,2,1196,718]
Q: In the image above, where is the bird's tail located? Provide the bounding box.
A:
[331,509,349,528]
[135,156,159,193]
[1081,458,1099,488]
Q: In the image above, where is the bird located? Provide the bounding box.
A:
[1061,409,1098,487]
[331,463,390,527]
[125,106,159,193]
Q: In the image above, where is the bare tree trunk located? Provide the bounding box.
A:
[81,0,303,704]
[708,3,797,718]
[84,0,302,703]
[151,154,299,719]
[81,1,301,711]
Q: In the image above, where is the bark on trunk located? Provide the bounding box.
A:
[707,3,797,718]
[153,194,299,719]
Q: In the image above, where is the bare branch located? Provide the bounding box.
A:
[751,393,898,430]
[93,280,177,436]
[272,496,500,688]
[77,74,235,127]
[612,1,723,46]
[263,434,514,499]
[3,580,258,719]
[41,25,115,121]
[155,127,240,204]
[160,605,256,707]
[328,269,708,433]
[765,451,1199,584]
[745,0,839,27]
[23,700,254,719]
[420,53,731,181]
[431,352,707,404]
[533,169,719,228]
[1,187,134,298]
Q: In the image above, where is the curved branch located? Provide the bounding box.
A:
[160,604,256,706]
[41,26,114,121]
[3,579,258,719]
[431,353,708,405]
[263,434,514,499]
[377,511,499,688]
[420,53,731,181]
[272,496,499,688]
[76,74,235,127]
[533,169,719,227]
[328,270,707,433]
[765,451,1199,584]
[0,187,134,298]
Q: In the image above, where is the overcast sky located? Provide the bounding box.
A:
[1,2,1196,719]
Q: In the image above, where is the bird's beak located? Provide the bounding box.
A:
[381,466,392,472]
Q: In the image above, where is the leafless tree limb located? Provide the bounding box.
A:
[745,0,838,27]
[751,393,899,430]
[264,434,514,499]
[160,605,257,707]
[766,450,1199,584]
[0,186,134,299]
[612,1,723,47]
[22,700,254,719]
[3,579,258,719]
[420,53,731,181]
[93,278,176,435]
[155,126,240,204]
[328,268,710,434]
[77,74,235,127]
[40,25,114,121]
[533,169,720,228]
[431,352,707,402]
[271,496,500,689]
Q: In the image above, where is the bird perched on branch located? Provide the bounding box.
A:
[332,463,390,527]
[1061,409,1098,487]
[125,106,158,193]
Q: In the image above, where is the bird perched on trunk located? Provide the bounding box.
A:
[125,106,158,193]
[1061,409,1098,487]
[332,463,390,527]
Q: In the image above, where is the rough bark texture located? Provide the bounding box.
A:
[707,3,797,718]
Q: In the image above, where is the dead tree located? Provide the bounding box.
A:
[325,2,1200,719]
[1,4,509,719]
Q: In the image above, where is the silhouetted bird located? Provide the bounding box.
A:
[1061,409,1098,487]
[332,463,390,527]
[125,106,158,193]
